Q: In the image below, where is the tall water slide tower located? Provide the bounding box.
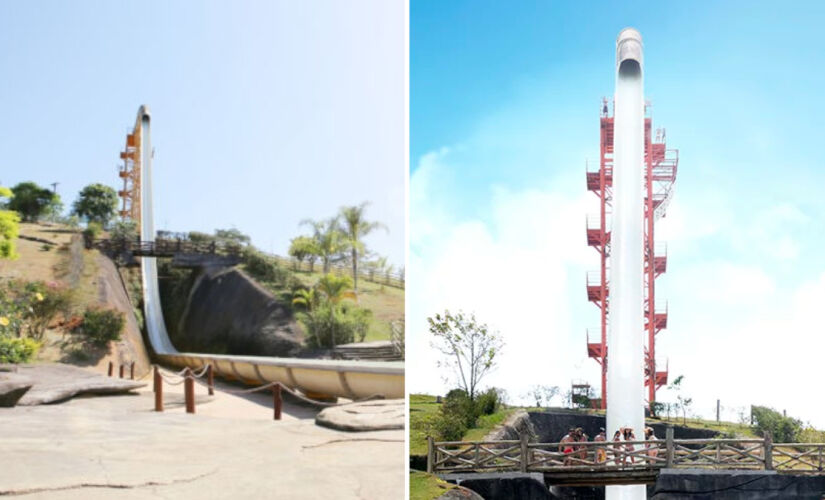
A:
[585,98,678,410]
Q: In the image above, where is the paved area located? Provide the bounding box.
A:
[0,374,404,498]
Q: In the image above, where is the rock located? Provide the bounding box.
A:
[315,399,404,431]
[441,472,552,500]
[0,373,34,407]
[13,364,146,406]
[438,486,485,499]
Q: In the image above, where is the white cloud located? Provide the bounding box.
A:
[408,151,594,402]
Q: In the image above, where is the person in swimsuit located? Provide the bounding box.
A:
[624,428,637,465]
[594,428,607,464]
[559,428,576,466]
[575,428,588,462]
[645,427,659,464]
[611,430,623,466]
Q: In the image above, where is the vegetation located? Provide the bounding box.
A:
[72,183,118,226]
[288,235,318,271]
[339,202,387,294]
[0,336,40,363]
[0,186,20,260]
[5,182,60,222]
[409,471,457,500]
[409,392,512,457]
[428,310,504,400]
[752,406,803,443]
[109,220,138,241]
[293,273,372,348]
[301,217,346,274]
[78,308,125,347]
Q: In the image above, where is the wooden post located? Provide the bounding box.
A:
[119,364,124,379]
[665,426,674,468]
[764,432,773,470]
[154,366,163,412]
[107,361,113,377]
[130,362,135,380]
[207,364,214,396]
[272,383,282,420]
[184,368,195,414]
[520,432,529,473]
[427,436,435,474]
[716,399,720,423]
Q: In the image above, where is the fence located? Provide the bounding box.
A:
[427,429,825,475]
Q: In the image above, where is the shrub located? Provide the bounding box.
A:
[0,336,40,363]
[242,248,288,284]
[22,281,74,340]
[442,388,479,429]
[752,406,802,443]
[296,302,372,348]
[82,221,102,247]
[80,308,125,346]
[435,410,467,441]
[477,388,500,416]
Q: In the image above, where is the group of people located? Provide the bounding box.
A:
[558,426,659,466]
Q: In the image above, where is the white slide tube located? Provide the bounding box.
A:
[606,28,646,500]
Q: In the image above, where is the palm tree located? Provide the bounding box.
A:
[292,288,318,311]
[315,273,356,349]
[339,202,387,295]
[300,217,346,274]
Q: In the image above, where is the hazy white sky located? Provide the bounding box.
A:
[0,1,405,267]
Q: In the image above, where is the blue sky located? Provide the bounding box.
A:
[0,1,405,267]
[410,1,825,427]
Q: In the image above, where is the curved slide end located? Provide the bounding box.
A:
[616,27,643,78]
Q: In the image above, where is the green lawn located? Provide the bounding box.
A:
[409,471,456,500]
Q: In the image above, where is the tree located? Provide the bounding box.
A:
[339,202,387,294]
[752,406,802,443]
[291,287,318,312]
[7,182,58,222]
[428,310,504,401]
[526,385,560,408]
[214,228,251,252]
[301,217,346,274]
[289,236,318,271]
[72,183,118,226]
[0,187,20,260]
[667,375,693,424]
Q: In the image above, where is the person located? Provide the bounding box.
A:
[594,428,607,464]
[645,427,659,464]
[611,430,623,466]
[559,428,576,466]
[624,427,637,465]
[575,427,589,463]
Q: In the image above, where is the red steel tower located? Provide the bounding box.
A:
[586,98,678,410]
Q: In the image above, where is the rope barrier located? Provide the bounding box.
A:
[151,362,387,420]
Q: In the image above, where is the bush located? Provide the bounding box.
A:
[442,388,479,430]
[82,221,102,247]
[752,405,802,443]
[21,281,74,340]
[80,308,125,346]
[435,410,468,441]
[0,336,40,363]
[297,302,372,348]
[242,248,288,284]
[477,388,500,416]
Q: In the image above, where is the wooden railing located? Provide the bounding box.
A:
[427,430,825,475]
[93,238,241,258]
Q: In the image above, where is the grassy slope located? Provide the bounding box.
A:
[409,471,456,500]
[409,394,516,456]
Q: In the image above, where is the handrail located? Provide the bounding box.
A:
[427,432,825,475]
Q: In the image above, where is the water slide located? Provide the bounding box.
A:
[134,106,404,400]
[606,29,646,500]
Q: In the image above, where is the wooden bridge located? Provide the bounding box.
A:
[92,238,242,267]
[427,429,825,487]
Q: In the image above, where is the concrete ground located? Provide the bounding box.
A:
[0,374,405,498]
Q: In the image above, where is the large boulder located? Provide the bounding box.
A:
[13,364,145,405]
[0,372,33,407]
[315,399,404,431]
